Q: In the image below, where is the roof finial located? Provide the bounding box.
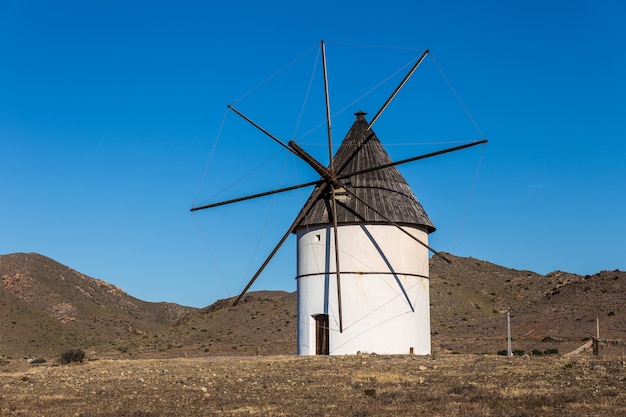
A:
[354,110,367,120]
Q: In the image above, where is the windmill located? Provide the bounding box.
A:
[191,41,487,355]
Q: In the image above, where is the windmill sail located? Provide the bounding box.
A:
[192,42,487,355]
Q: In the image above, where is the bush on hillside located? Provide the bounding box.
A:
[60,348,85,364]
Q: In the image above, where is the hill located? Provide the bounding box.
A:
[430,253,625,354]
[109,290,297,357]
[0,253,192,357]
[117,253,625,358]
[1,252,624,359]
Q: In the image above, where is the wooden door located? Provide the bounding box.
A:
[314,314,329,355]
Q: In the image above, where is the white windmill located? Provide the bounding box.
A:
[191,41,487,355]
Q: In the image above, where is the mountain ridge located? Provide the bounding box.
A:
[0,252,193,357]
[1,252,623,359]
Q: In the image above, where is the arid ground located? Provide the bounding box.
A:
[2,353,625,417]
[2,253,625,416]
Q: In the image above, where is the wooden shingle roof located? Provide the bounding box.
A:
[296,111,435,233]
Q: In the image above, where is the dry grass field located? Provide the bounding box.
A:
[2,353,625,417]
[2,253,625,416]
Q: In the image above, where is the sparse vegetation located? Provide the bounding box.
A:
[60,348,85,364]
[1,252,626,415]
[1,355,625,416]
[542,336,562,343]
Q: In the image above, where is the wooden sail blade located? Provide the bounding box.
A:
[367,49,429,132]
[289,121,472,264]
[359,226,415,312]
[288,140,335,182]
[190,179,321,212]
[227,104,295,155]
[232,182,331,305]
[336,139,488,182]
[321,40,334,171]
[330,186,344,333]
[328,49,431,180]
[320,41,343,333]
[340,186,452,264]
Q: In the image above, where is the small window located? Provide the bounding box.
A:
[335,187,348,203]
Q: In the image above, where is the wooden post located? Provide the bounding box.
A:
[593,317,600,356]
[507,311,512,356]
[410,347,414,355]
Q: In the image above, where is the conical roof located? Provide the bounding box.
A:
[296,111,435,233]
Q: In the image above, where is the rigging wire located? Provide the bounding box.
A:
[453,142,487,253]
[382,139,485,146]
[195,41,489,312]
[238,151,294,294]
[337,279,425,333]
[192,108,230,208]
[430,54,487,139]
[191,109,234,298]
[426,54,488,253]
[191,214,232,298]
[294,54,420,143]
[230,44,319,106]
[326,40,423,52]
[292,47,321,140]
[196,149,286,207]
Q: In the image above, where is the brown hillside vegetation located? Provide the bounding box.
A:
[111,291,297,357]
[2,252,626,416]
[1,252,625,360]
[0,253,193,358]
[429,253,626,355]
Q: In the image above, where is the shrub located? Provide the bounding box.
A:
[61,348,85,364]
[364,388,377,397]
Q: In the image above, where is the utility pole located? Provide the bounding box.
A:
[593,317,600,356]
[507,310,512,356]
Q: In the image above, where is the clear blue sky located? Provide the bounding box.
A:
[1,1,624,308]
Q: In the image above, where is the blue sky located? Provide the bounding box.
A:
[1,1,624,308]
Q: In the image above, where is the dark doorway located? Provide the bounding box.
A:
[314,314,329,355]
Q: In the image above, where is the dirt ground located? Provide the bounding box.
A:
[1,353,625,417]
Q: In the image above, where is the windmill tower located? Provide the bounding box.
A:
[295,110,436,355]
[191,41,487,355]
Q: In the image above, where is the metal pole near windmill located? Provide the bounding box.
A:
[507,311,512,356]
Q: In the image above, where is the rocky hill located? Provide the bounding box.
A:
[1,252,624,360]
[429,253,625,354]
[0,253,192,357]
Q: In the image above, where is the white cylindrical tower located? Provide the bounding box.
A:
[294,111,435,355]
